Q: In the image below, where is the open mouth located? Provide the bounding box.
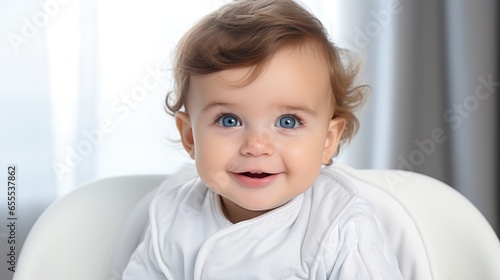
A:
[231,171,279,187]
[240,172,272,179]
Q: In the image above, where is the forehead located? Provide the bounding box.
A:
[187,46,332,112]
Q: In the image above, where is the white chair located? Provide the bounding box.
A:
[14,165,500,280]
[332,164,500,280]
[13,174,165,280]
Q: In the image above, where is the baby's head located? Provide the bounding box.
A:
[168,0,365,222]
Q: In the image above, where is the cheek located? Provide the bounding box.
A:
[195,129,238,155]
[279,140,323,191]
[280,134,325,164]
[193,129,236,191]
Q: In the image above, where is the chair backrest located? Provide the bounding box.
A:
[14,167,500,280]
[13,174,165,280]
[333,164,500,280]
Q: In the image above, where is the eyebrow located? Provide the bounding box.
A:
[202,102,318,117]
[202,102,235,112]
[278,105,318,117]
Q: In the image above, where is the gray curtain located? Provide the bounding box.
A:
[336,0,499,234]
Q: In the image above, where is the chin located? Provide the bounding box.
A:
[238,200,286,212]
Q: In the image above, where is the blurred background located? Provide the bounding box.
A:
[0,0,498,279]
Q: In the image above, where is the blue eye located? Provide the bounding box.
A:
[217,114,241,127]
[276,115,300,129]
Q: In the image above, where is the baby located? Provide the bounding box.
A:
[123,0,403,279]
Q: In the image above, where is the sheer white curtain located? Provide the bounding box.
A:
[48,0,220,194]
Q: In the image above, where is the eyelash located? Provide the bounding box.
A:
[213,112,305,128]
[214,112,241,126]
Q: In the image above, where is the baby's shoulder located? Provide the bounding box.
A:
[311,169,397,274]
[307,168,360,216]
[150,175,207,216]
[309,167,382,235]
[313,168,359,197]
[155,174,198,196]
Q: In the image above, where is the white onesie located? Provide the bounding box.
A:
[123,168,403,279]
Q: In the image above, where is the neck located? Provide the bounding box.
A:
[220,197,270,223]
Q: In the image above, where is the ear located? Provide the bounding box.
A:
[322,118,346,164]
[175,112,195,159]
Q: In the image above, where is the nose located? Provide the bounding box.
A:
[239,129,275,157]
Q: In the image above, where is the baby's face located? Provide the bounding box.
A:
[176,46,345,221]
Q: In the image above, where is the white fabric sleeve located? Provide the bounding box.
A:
[122,224,167,280]
[328,199,404,280]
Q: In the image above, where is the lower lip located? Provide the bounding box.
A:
[230,172,280,188]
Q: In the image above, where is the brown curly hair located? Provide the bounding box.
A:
[166,0,367,145]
